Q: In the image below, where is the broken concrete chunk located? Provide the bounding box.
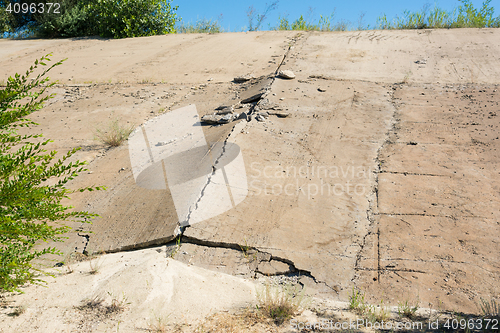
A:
[200,114,232,124]
[241,91,265,104]
[255,114,266,122]
[200,114,222,124]
[237,112,249,121]
[233,74,255,83]
[219,114,233,123]
[268,111,290,118]
[278,70,296,79]
[240,76,273,104]
[215,105,234,115]
[201,112,242,125]
[257,260,292,276]
[257,98,270,109]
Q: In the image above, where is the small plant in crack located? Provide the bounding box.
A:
[170,236,182,258]
[239,238,251,258]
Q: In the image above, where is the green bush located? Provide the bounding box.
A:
[0,0,179,38]
[0,54,104,292]
[0,5,13,34]
[85,0,178,38]
[35,0,92,38]
[177,17,224,34]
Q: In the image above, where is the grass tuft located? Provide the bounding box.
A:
[94,118,134,147]
[478,298,499,318]
[10,305,27,317]
[398,299,419,319]
[256,282,307,325]
[366,300,390,323]
[348,287,367,314]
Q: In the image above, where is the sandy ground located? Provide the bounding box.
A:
[0,29,499,332]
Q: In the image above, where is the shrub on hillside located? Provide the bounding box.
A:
[0,0,179,38]
[0,54,103,292]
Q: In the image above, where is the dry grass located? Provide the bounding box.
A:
[9,305,27,317]
[75,294,125,332]
[94,118,135,147]
[256,282,308,325]
[147,316,169,333]
[478,298,499,318]
[195,309,280,333]
[398,299,419,319]
[348,287,367,314]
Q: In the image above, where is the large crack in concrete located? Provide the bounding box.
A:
[179,34,304,232]
[353,83,401,284]
[162,32,344,292]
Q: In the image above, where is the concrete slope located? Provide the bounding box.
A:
[0,29,498,315]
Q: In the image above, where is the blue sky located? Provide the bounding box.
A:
[174,0,498,31]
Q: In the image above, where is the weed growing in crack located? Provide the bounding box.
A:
[256,282,307,325]
[239,238,253,259]
[169,236,182,258]
[398,298,419,319]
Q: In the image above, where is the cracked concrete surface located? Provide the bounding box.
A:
[1,29,499,314]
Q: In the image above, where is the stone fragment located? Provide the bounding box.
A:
[215,105,234,115]
[219,114,233,123]
[268,111,290,118]
[278,70,296,79]
[255,114,266,122]
[240,77,273,103]
[200,114,221,124]
[257,260,292,276]
[318,87,326,92]
[234,74,255,83]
